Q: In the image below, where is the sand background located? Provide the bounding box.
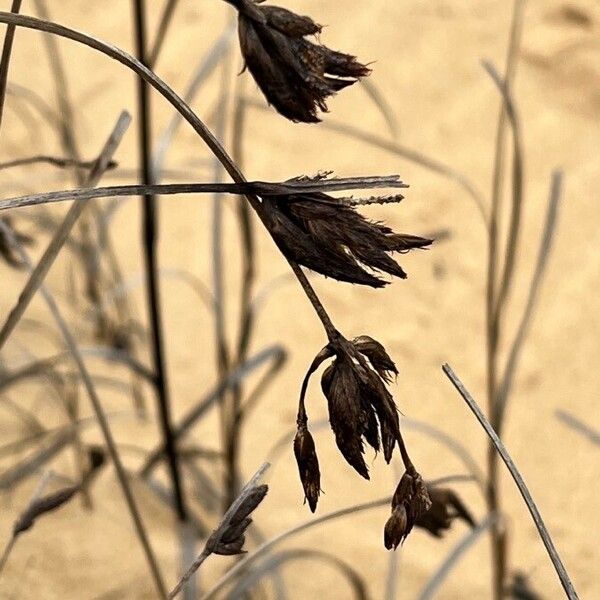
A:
[0,0,599,598]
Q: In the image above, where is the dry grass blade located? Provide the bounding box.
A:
[0,430,72,490]
[442,363,579,600]
[360,78,399,139]
[0,155,117,171]
[148,0,180,67]
[0,175,410,211]
[484,61,525,332]
[0,111,132,350]
[417,514,498,600]
[227,548,370,600]
[495,172,562,423]
[0,0,22,131]
[556,410,600,448]
[132,0,188,524]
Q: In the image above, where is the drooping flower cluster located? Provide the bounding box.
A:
[225,0,371,122]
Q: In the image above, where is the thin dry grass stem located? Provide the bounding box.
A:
[0,155,117,171]
[0,112,131,350]
[148,0,180,67]
[556,410,600,448]
[0,175,410,211]
[484,61,525,350]
[495,172,562,424]
[360,78,399,139]
[132,0,188,523]
[484,4,527,597]
[442,364,579,600]
[228,548,369,600]
[168,463,270,599]
[0,0,22,132]
[0,211,168,599]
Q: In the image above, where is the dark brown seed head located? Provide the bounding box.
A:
[386,470,432,548]
[230,0,370,122]
[206,481,268,556]
[384,504,408,550]
[262,192,432,287]
[416,486,476,538]
[294,422,322,512]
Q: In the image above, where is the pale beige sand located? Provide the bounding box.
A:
[0,1,599,598]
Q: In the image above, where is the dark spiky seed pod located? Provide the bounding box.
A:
[416,486,476,538]
[293,422,322,512]
[262,192,432,287]
[227,0,370,122]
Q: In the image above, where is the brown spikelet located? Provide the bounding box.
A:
[385,470,432,549]
[206,483,268,556]
[227,0,370,122]
[294,420,322,512]
[262,192,432,287]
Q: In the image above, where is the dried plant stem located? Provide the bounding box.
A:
[0,176,408,211]
[148,0,180,67]
[0,155,115,171]
[0,537,15,576]
[442,364,579,600]
[0,12,343,347]
[132,0,187,522]
[484,3,526,597]
[0,0,22,131]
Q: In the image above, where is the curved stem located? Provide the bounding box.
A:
[0,11,340,343]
